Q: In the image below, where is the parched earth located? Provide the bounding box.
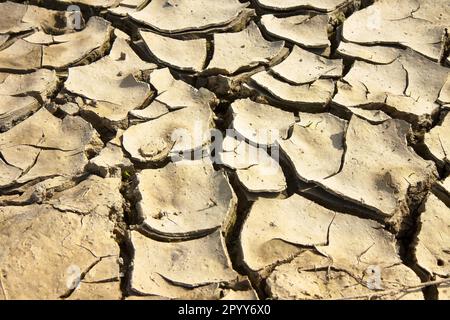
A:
[0,0,449,300]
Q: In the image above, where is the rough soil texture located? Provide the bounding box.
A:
[0,0,449,300]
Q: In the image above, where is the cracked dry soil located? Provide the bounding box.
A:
[0,0,449,300]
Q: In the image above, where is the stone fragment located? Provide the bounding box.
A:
[65,38,156,130]
[204,66,264,97]
[135,160,235,238]
[23,31,55,45]
[317,213,400,273]
[272,46,343,84]
[206,22,285,75]
[0,1,31,34]
[219,135,286,193]
[283,115,437,227]
[0,181,122,299]
[130,229,238,297]
[260,14,330,49]
[0,1,78,35]
[342,0,450,62]
[0,69,58,131]
[140,30,207,72]
[250,71,334,108]
[266,252,422,300]
[241,194,418,272]
[42,17,113,69]
[59,103,80,116]
[46,175,124,218]
[0,96,41,132]
[240,195,334,272]
[0,39,42,71]
[88,134,133,178]
[346,108,391,123]
[0,69,58,132]
[129,100,170,121]
[131,0,250,33]
[334,59,404,105]
[337,42,401,64]
[230,98,295,146]
[279,113,347,183]
[122,100,214,163]
[122,72,216,163]
[0,176,74,206]
[1,15,111,71]
[0,108,102,188]
[150,68,217,110]
[415,193,450,278]
[334,49,449,125]
[316,116,437,228]
[0,69,58,96]
[240,194,423,299]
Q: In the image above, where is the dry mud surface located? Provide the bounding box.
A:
[0,0,449,300]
